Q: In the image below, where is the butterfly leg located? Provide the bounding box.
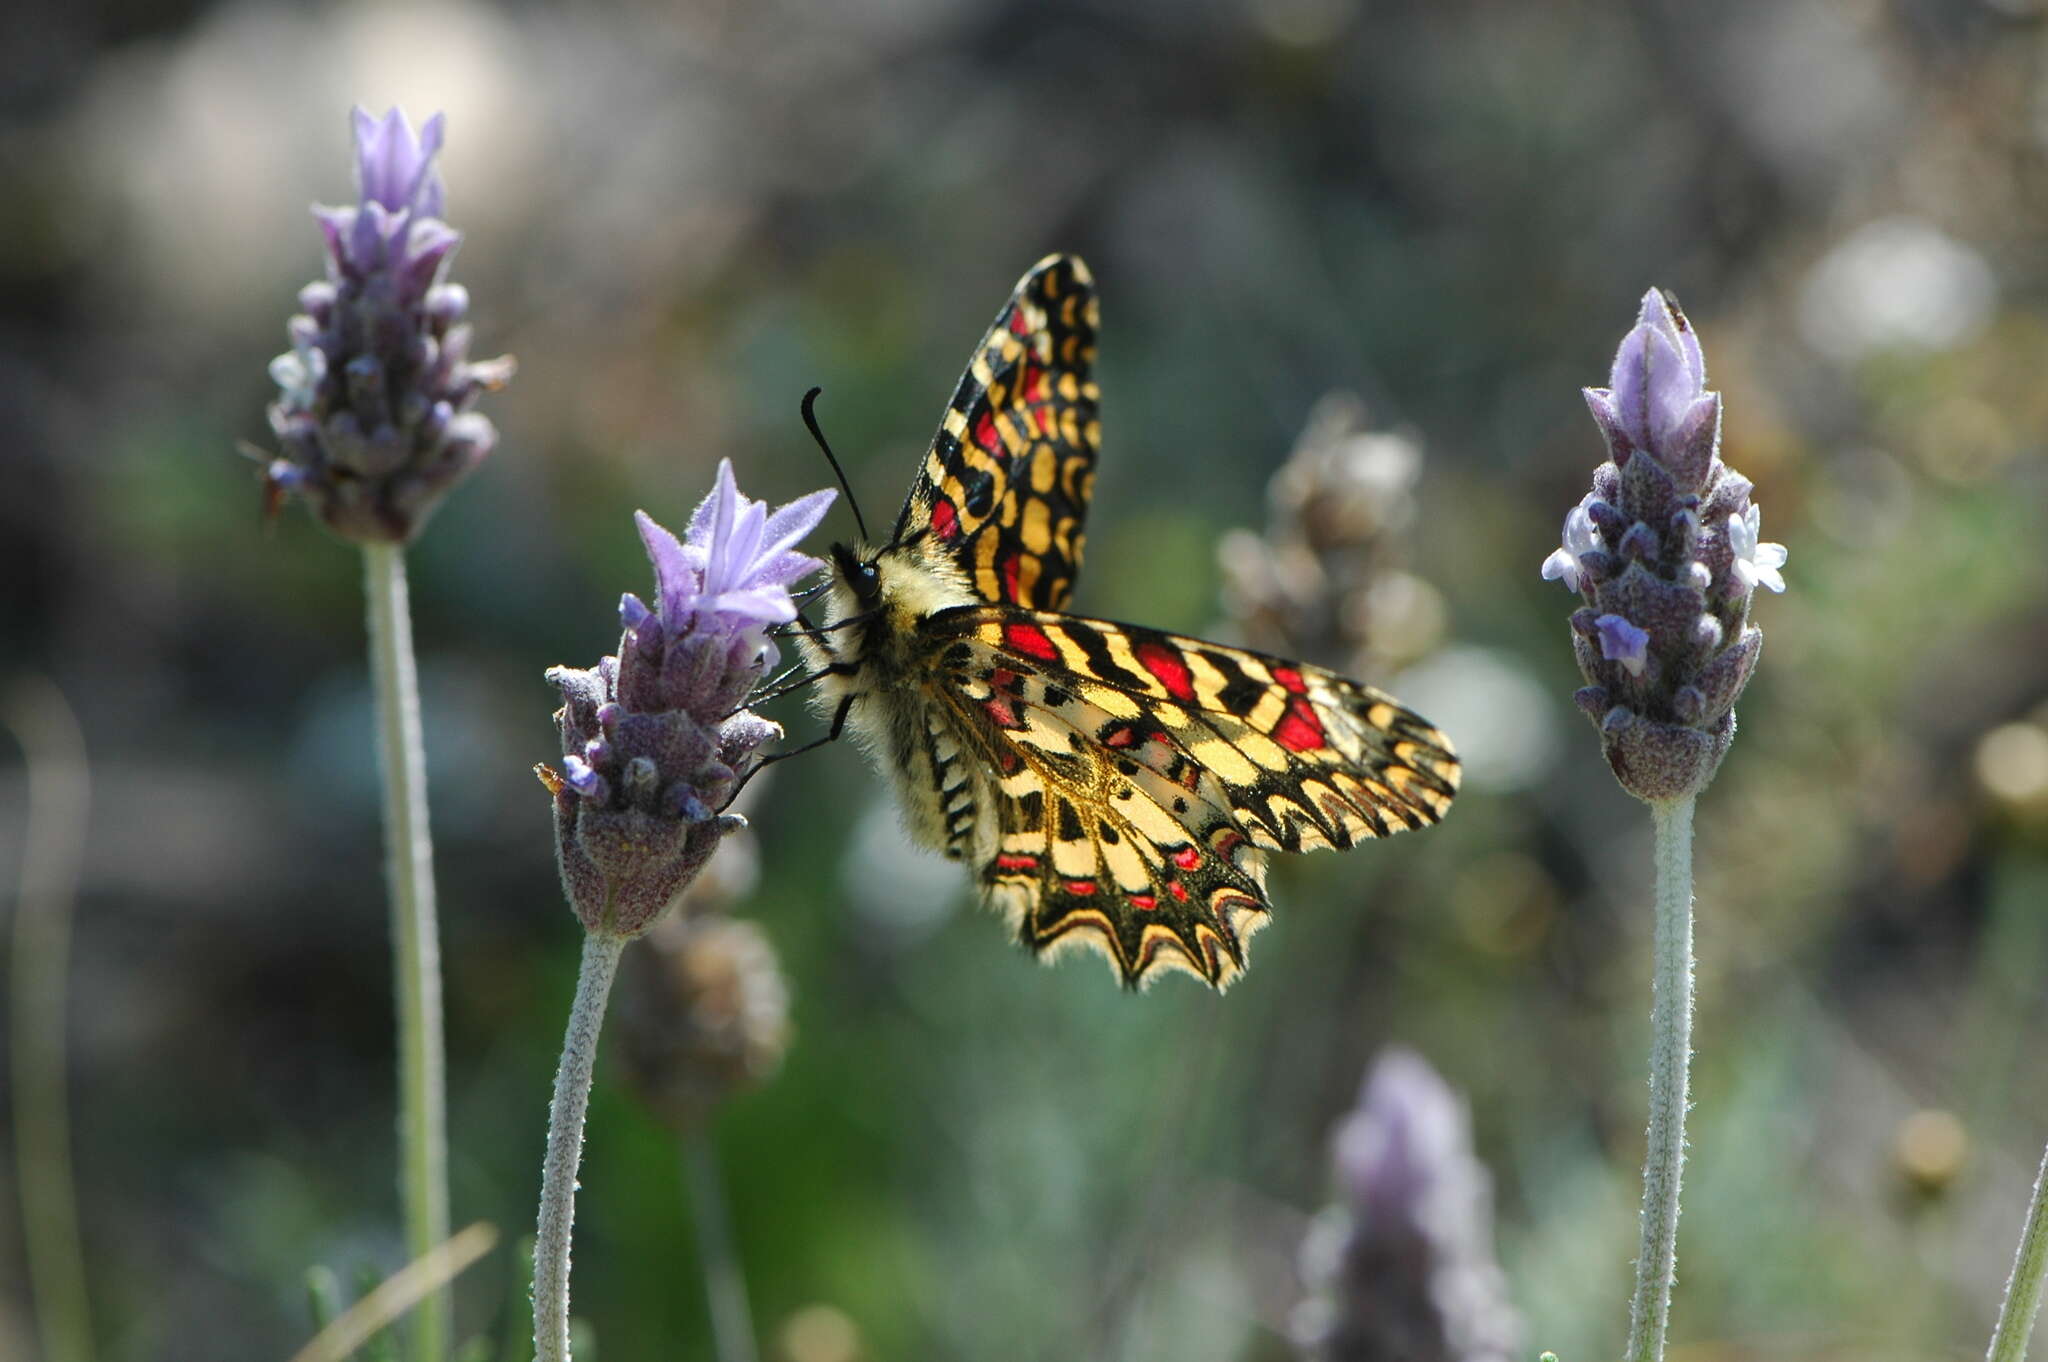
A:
[743,659,860,712]
[719,690,856,809]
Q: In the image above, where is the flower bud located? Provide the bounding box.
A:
[259,107,514,544]
[615,914,792,1130]
[1541,290,1786,802]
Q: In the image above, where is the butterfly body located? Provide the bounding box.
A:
[800,255,1458,990]
[810,537,989,859]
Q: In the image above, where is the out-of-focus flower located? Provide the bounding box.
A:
[1541,290,1783,803]
[1798,216,1997,363]
[261,106,514,543]
[1219,393,1446,676]
[540,461,834,939]
[1293,1049,1522,1362]
[616,914,792,1130]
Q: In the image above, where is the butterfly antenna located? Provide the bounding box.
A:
[801,386,870,544]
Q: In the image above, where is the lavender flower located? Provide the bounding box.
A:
[263,107,514,543]
[1542,289,1787,803]
[540,461,834,939]
[1295,1049,1522,1362]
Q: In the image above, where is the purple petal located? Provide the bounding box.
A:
[748,549,828,590]
[1642,330,1701,453]
[348,200,394,274]
[354,107,414,211]
[704,585,800,628]
[1661,291,1706,390]
[690,458,741,552]
[697,460,743,592]
[562,753,607,800]
[1608,324,1651,450]
[717,498,769,593]
[1593,613,1650,676]
[635,509,700,622]
[312,205,355,274]
[410,113,448,220]
[758,487,839,561]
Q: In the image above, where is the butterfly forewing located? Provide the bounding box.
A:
[893,254,1100,610]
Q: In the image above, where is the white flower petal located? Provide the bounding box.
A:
[1540,547,1581,592]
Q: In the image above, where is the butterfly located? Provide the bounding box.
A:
[797,254,1458,990]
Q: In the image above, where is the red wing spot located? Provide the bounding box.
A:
[1002,553,1021,602]
[930,498,959,540]
[997,750,1021,774]
[996,853,1040,872]
[1134,641,1196,702]
[1274,697,1328,753]
[1004,623,1060,662]
[983,697,1019,729]
[1021,364,1047,403]
[1211,829,1246,857]
[1103,725,1137,749]
[1272,666,1308,695]
[1129,894,1157,911]
[1063,880,1099,897]
[1008,308,1031,337]
[973,411,1002,455]
[990,668,1020,691]
[1171,845,1200,871]
[1167,881,1190,903]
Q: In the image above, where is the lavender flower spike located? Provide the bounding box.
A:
[1542,289,1785,802]
[261,106,515,543]
[540,462,835,939]
[1294,1049,1522,1362]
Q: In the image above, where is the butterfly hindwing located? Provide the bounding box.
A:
[892,255,1101,610]
[923,606,1459,987]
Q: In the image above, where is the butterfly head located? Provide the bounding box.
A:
[829,541,883,610]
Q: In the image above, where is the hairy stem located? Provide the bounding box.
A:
[684,1128,760,1362]
[363,542,450,1362]
[533,931,627,1362]
[1987,1142,2048,1362]
[1625,794,1696,1362]
[5,678,96,1362]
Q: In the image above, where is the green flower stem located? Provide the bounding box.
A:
[1987,1142,2048,1362]
[363,541,451,1362]
[5,678,96,1362]
[684,1128,760,1362]
[533,931,628,1362]
[1625,793,1696,1362]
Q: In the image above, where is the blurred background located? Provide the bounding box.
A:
[5,0,2048,1358]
